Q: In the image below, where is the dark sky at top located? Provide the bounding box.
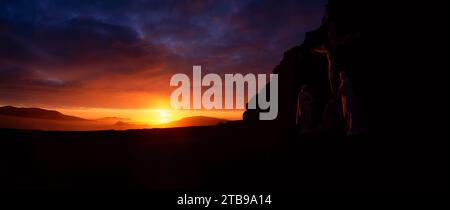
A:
[0,0,325,109]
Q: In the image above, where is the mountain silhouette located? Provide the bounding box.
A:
[0,106,227,130]
[0,106,88,121]
[95,117,131,123]
[158,116,228,128]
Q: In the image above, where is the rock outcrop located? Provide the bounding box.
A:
[244,0,367,135]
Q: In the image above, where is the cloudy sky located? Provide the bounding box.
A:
[0,0,325,123]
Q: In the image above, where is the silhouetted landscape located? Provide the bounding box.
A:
[0,0,448,192]
[0,106,228,130]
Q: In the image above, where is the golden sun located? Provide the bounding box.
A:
[159,109,169,123]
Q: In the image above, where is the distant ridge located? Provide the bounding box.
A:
[0,106,87,121]
[0,106,228,130]
[95,117,131,122]
[160,116,228,128]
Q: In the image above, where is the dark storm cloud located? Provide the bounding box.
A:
[0,0,325,108]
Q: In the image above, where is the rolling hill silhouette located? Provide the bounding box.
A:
[0,106,87,121]
[0,106,147,130]
[95,117,131,123]
[0,106,228,130]
[158,116,228,128]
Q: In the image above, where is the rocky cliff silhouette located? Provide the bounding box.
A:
[244,0,367,135]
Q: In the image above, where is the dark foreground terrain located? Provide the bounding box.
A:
[0,123,447,191]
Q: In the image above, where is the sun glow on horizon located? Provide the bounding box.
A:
[158,109,169,124]
[56,106,243,126]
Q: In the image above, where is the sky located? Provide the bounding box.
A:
[0,0,326,124]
